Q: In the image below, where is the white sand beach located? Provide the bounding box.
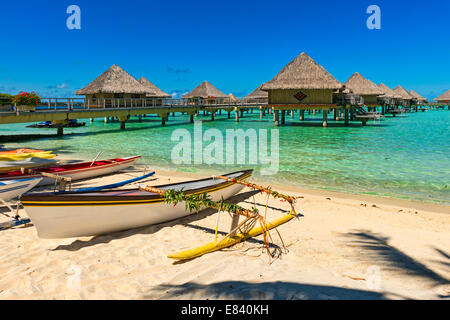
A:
[0,167,449,300]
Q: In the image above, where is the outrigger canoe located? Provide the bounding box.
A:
[0,157,59,172]
[0,178,42,202]
[0,156,141,186]
[20,169,252,239]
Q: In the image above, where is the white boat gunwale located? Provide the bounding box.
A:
[20,169,253,206]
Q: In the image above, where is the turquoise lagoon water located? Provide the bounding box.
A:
[0,110,449,205]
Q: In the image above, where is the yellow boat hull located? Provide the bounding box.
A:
[168,211,295,260]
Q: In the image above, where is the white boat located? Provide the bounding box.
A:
[0,157,58,172]
[0,156,141,186]
[20,169,253,239]
[0,178,42,202]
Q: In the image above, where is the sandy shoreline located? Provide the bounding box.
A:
[0,165,449,300]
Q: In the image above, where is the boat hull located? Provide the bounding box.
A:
[21,170,252,239]
[0,178,42,202]
[0,156,140,186]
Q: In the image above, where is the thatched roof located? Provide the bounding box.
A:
[408,89,427,102]
[244,84,268,99]
[227,93,240,102]
[75,65,154,95]
[138,77,171,98]
[378,83,402,99]
[182,81,228,98]
[261,52,342,90]
[393,86,413,100]
[435,90,450,102]
[344,73,383,96]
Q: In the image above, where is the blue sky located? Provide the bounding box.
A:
[0,0,449,99]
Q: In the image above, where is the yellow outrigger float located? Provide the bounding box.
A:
[141,174,298,261]
[168,211,295,260]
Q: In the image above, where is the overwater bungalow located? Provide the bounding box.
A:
[137,77,171,106]
[434,90,450,105]
[226,93,240,103]
[243,84,269,104]
[75,65,154,107]
[378,83,402,107]
[393,85,413,108]
[260,52,345,127]
[182,80,228,105]
[344,73,384,108]
[138,77,171,98]
[408,90,428,106]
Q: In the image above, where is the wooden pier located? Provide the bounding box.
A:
[0,96,447,135]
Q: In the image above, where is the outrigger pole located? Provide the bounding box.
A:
[139,176,297,261]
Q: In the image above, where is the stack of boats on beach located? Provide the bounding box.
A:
[0,148,294,261]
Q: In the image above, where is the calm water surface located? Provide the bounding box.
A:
[0,110,449,205]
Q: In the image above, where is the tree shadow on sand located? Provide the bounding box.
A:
[143,280,404,300]
[50,190,267,252]
[342,230,449,289]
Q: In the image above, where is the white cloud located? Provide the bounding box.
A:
[57,83,69,89]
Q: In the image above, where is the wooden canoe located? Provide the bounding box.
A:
[0,156,141,186]
[20,169,253,239]
[0,177,42,202]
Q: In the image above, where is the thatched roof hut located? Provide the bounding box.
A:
[378,83,402,99]
[138,77,171,98]
[434,90,450,103]
[75,64,154,96]
[344,73,383,105]
[227,93,240,102]
[182,81,228,99]
[261,52,342,106]
[261,52,342,90]
[245,85,268,99]
[393,86,413,101]
[344,73,383,96]
[408,89,427,103]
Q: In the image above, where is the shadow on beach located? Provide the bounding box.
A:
[342,230,449,290]
[143,280,395,300]
[50,190,265,252]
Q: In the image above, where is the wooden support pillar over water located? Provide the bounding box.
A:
[322,109,328,127]
[90,118,94,123]
[260,107,264,119]
[240,109,244,118]
[227,111,231,119]
[118,115,130,130]
[56,125,63,136]
[211,111,215,121]
[333,108,339,121]
[104,117,109,123]
[299,110,305,121]
[344,108,349,126]
[313,109,316,116]
[234,107,239,123]
[190,114,194,123]
[138,115,142,122]
[274,109,280,127]
[281,110,286,125]
[290,110,294,119]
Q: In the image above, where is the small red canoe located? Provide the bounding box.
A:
[0,156,141,186]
